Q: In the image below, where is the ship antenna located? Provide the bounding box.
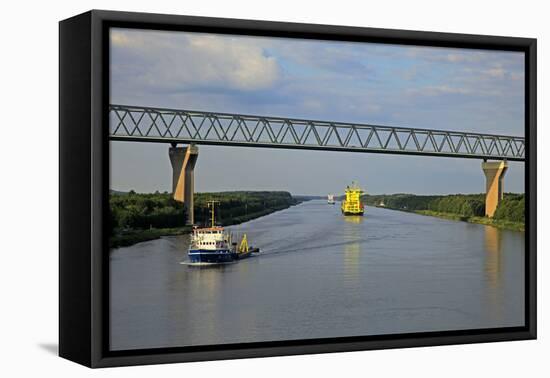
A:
[207,200,221,228]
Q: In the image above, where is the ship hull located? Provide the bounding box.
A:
[188,249,234,264]
[342,211,364,216]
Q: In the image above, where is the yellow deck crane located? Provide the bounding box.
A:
[238,234,249,254]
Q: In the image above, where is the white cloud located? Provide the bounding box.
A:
[486,67,506,78]
[111,29,280,92]
[445,53,468,63]
[407,85,472,96]
[185,35,279,90]
[110,31,130,46]
[510,72,524,81]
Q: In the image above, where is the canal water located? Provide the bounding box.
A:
[110,200,525,351]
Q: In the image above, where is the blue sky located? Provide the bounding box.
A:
[110,28,525,195]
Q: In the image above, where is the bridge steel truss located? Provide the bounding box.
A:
[109,105,525,161]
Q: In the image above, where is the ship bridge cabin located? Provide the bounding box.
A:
[192,226,230,250]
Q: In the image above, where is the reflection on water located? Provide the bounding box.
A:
[484,225,504,323]
[110,201,525,351]
[343,215,363,225]
[343,216,364,282]
[484,225,503,289]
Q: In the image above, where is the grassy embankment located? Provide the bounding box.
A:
[362,193,525,232]
[411,210,524,231]
[110,190,298,248]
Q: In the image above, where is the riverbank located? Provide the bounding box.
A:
[220,204,299,226]
[110,202,299,248]
[405,209,524,232]
[110,190,299,248]
[363,193,524,232]
[110,226,192,248]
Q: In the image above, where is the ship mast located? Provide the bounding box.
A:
[207,200,221,228]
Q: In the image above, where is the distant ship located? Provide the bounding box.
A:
[187,201,259,264]
[327,194,335,204]
[341,182,365,216]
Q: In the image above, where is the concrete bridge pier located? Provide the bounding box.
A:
[482,160,508,218]
[169,144,199,225]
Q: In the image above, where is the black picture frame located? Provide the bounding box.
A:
[59,9,537,368]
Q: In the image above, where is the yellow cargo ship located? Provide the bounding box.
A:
[341,182,365,216]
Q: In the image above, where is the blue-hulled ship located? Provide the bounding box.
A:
[187,200,259,264]
[188,225,235,264]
